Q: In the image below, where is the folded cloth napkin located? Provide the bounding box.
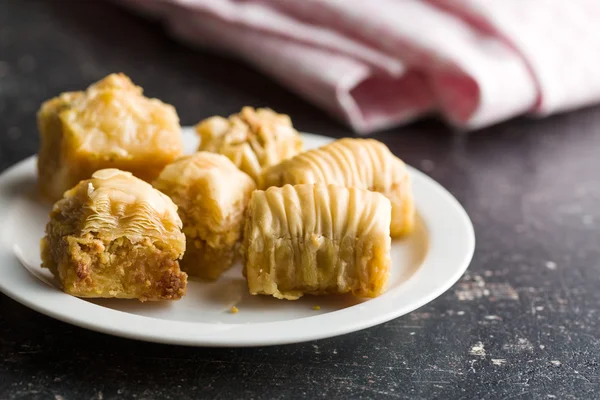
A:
[119,0,600,134]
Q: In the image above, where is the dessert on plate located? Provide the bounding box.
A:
[242,184,391,300]
[37,73,183,201]
[153,152,256,280]
[195,107,303,182]
[259,138,415,237]
[34,72,408,305]
[41,169,187,301]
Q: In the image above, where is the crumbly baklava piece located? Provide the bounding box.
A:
[153,152,256,280]
[243,184,391,300]
[195,107,303,182]
[37,73,183,201]
[41,169,187,301]
[259,138,414,238]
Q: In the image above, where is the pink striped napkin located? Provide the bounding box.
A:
[119,0,600,134]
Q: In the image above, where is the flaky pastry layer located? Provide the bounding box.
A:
[195,107,302,182]
[41,169,187,300]
[37,73,183,200]
[243,184,391,300]
[259,138,414,237]
[154,152,256,279]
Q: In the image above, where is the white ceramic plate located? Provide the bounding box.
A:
[0,129,474,347]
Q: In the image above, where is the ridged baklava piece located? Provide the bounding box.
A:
[243,184,391,300]
[154,152,256,280]
[259,138,414,237]
[195,107,303,182]
[41,169,187,301]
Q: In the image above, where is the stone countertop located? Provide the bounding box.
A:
[1,1,599,399]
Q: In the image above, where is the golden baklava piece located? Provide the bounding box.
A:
[154,152,256,280]
[195,107,303,182]
[243,184,391,300]
[37,73,183,201]
[259,138,415,238]
[41,169,187,301]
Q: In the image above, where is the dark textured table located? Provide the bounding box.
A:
[1,1,599,399]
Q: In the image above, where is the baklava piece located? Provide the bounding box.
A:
[195,107,303,182]
[37,73,183,201]
[243,184,391,300]
[154,152,256,280]
[41,169,187,301]
[259,138,415,238]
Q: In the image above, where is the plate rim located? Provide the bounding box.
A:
[0,132,475,347]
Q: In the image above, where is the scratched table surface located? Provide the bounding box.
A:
[1,1,599,399]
